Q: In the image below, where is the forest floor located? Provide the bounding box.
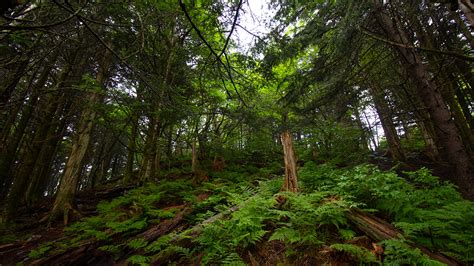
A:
[0,154,472,265]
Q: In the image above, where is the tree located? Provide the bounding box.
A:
[50,46,113,222]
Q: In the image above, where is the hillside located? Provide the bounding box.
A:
[1,0,473,265]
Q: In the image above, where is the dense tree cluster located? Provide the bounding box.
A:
[0,0,472,227]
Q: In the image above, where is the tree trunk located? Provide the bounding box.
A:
[25,96,73,205]
[0,58,56,197]
[141,120,160,181]
[411,13,474,157]
[1,56,77,221]
[191,140,198,174]
[353,106,370,151]
[50,48,112,222]
[373,3,474,199]
[124,112,138,183]
[0,57,29,116]
[370,85,405,161]
[280,130,298,192]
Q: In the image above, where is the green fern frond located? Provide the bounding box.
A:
[127,255,150,266]
[269,227,301,243]
[330,243,378,263]
[127,238,148,250]
[222,252,246,265]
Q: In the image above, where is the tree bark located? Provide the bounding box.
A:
[347,209,462,266]
[124,111,138,183]
[370,85,405,161]
[50,48,113,222]
[280,130,298,192]
[373,2,474,199]
[191,140,198,174]
[25,95,73,205]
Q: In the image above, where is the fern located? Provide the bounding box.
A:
[269,227,303,244]
[28,244,52,259]
[98,244,121,254]
[106,217,147,233]
[299,163,474,263]
[195,193,275,263]
[338,228,356,240]
[330,243,377,263]
[145,234,173,253]
[221,252,246,265]
[382,239,446,266]
[127,238,148,250]
[166,245,191,257]
[127,255,151,266]
[272,191,354,246]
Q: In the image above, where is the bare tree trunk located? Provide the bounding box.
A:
[0,58,57,197]
[419,121,440,160]
[353,106,370,151]
[0,57,29,116]
[347,209,462,266]
[1,56,78,221]
[191,140,198,174]
[50,48,112,223]
[370,85,405,161]
[25,96,73,205]
[124,112,138,183]
[412,14,474,157]
[141,121,159,181]
[374,3,474,199]
[280,130,298,192]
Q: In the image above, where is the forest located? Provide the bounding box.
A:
[0,0,473,265]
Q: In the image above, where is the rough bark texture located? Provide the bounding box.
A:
[50,95,99,223]
[280,130,298,192]
[25,97,72,205]
[347,209,462,266]
[374,2,474,199]
[2,76,70,221]
[50,48,112,222]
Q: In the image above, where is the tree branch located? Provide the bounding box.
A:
[0,1,88,31]
[361,27,474,62]
[178,0,248,107]
[218,0,243,57]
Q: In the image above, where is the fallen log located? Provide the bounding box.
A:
[29,206,190,265]
[151,204,242,264]
[347,208,462,266]
[139,205,191,243]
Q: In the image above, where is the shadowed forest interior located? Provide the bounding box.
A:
[0,0,473,265]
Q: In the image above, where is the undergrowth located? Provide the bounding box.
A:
[300,161,474,263]
[26,161,473,265]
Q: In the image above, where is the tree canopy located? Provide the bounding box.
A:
[0,0,473,264]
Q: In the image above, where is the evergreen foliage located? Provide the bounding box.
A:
[1,0,473,265]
